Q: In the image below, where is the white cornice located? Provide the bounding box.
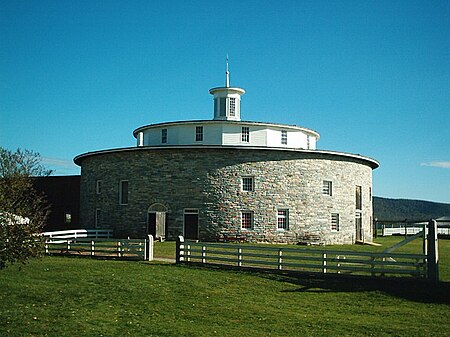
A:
[74,145,379,169]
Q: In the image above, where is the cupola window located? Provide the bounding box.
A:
[229,98,236,116]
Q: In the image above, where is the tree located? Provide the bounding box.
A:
[0,147,52,269]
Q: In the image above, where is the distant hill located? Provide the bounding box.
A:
[373,197,450,222]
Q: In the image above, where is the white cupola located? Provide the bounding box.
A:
[209,58,245,121]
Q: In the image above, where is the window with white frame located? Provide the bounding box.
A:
[161,129,167,143]
[119,180,129,205]
[229,98,236,116]
[277,209,289,230]
[281,130,287,145]
[323,180,332,196]
[195,126,203,142]
[241,212,253,229]
[241,127,250,142]
[241,177,254,192]
[331,213,340,231]
[96,180,102,194]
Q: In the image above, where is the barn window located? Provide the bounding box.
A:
[356,185,362,210]
[241,177,254,192]
[96,180,102,194]
[277,209,289,230]
[323,180,332,196]
[119,180,129,205]
[64,212,72,224]
[331,213,340,231]
[241,212,253,229]
[196,126,203,142]
[241,127,250,142]
[281,130,287,145]
[95,209,101,228]
[161,129,167,143]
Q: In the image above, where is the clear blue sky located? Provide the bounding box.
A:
[1,0,449,203]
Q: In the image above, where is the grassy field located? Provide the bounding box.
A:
[1,237,449,337]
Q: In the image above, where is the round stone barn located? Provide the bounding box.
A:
[74,71,378,245]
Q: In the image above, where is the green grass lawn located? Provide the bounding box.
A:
[1,236,450,337]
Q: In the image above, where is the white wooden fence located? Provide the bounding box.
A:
[42,229,154,261]
[42,229,113,242]
[381,225,450,236]
[176,220,440,281]
[176,238,427,278]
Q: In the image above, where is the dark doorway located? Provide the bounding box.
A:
[184,209,199,240]
[148,212,157,237]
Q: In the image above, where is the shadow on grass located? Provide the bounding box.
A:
[172,262,450,305]
[269,273,450,305]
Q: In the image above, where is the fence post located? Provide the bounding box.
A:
[91,240,95,256]
[278,248,283,270]
[117,241,122,258]
[427,219,439,282]
[202,245,206,264]
[423,224,428,256]
[322,252,327,274]
[147,235,154,261]
[187,244,191,262]
[176,236,184,264]
[238,248,242,267]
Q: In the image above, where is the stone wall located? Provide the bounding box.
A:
[79,147,374,244]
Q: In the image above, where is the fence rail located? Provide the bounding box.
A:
[42,229,113,242]
[44,235,154,261]
[177,220,440,281]
[177,239,427,278]
[380,225,450,237]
